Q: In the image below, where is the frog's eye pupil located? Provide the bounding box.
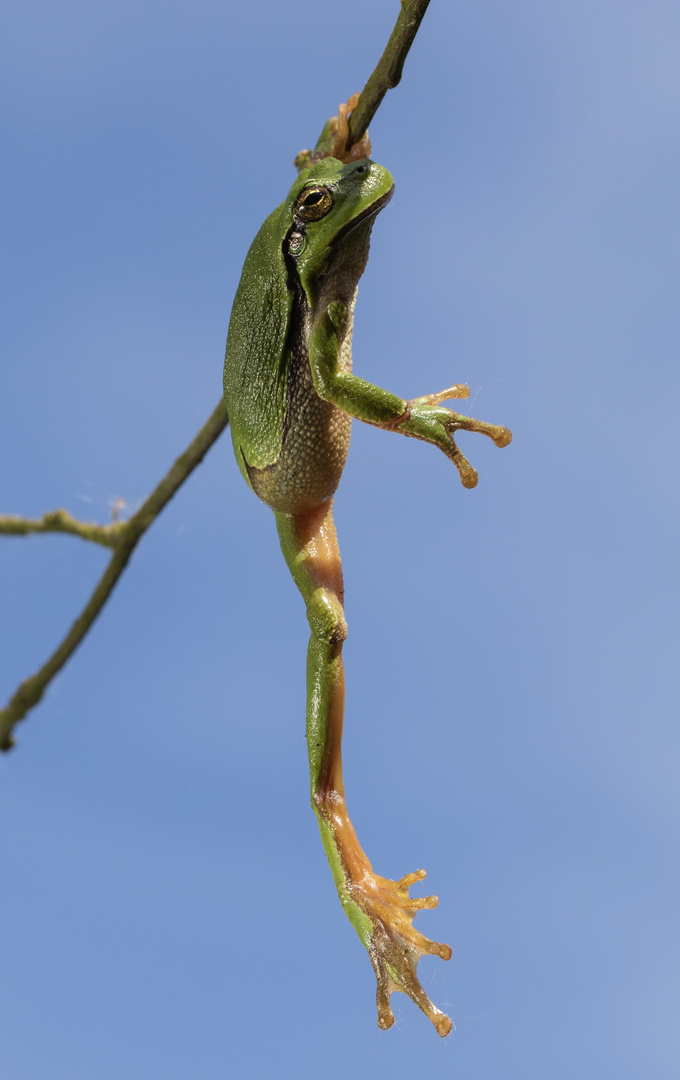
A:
[304,192,323,205]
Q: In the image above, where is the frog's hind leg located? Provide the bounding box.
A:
[276,498,453,1037]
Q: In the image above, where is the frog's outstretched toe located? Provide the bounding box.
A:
[447,438,478,488]
[412,384,471,407]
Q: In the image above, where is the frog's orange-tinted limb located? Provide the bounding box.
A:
[276,499,453,1035]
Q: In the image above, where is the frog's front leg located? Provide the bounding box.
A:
[276,499,453,1037]
[310,304,512,488]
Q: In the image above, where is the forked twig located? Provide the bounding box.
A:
[0,402,228,750]
[0,509,125,548]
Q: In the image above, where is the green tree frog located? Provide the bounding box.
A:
[223,152,511,1035]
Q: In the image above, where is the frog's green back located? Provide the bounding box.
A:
[223,204,292,481]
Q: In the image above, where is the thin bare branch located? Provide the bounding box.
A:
[295,0,431,170]
[0,401,228,751]
[123,401,229,542]
[346,0,431,151]
[0,509,125,548]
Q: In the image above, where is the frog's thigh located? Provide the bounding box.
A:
[275,500,345,617]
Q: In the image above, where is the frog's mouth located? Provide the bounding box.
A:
[329,183,395,248]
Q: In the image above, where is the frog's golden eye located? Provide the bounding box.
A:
[295,186,333,222]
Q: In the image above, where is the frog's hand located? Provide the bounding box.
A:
[399,386,512,490]
[297,92,372,168]
[276,501,453,1036]
[309,307,512,489]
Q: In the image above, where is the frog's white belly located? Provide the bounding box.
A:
[247,299,355,515]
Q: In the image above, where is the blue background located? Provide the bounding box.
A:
[2,1,679,1076]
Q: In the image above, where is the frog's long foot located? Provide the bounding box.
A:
[350,866,453,1036]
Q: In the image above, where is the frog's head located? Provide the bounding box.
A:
[282,157,394,278]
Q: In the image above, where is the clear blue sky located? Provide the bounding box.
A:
[2,1,679,1076]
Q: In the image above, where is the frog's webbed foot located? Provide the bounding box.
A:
[352,866,453,1036]
[404,384,512,489]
